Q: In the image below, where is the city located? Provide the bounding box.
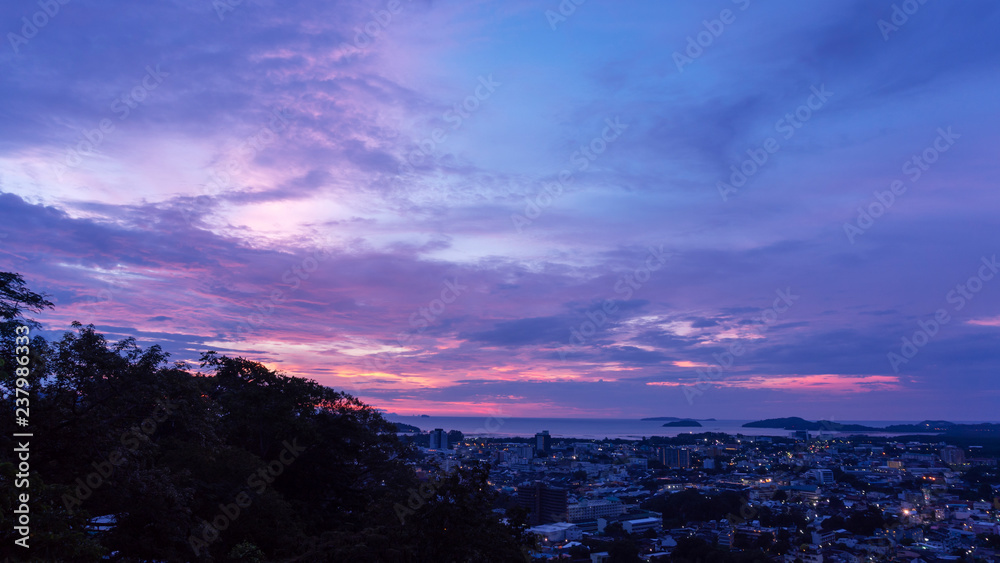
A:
[405,426,1000,562]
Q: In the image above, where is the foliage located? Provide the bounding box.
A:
[606,536,640,562]
[0,272,533,562]
[646,489,745,528]
[670,537,771,563]
[844,507,886,536]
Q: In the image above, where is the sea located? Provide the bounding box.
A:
[379,416,985,440]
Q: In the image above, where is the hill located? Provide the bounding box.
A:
[392,422,423,433]
[662,420,702,428]
[742,417,877,431]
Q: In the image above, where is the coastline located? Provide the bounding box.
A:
[381,415,986,440]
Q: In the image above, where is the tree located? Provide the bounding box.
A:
[671,537,714,562]
[604,521,627,538]
[755,531,774,550]
[654,488,745,528]
[845,507,885,536]
[822,515,846,531]
[567,543,591,559]
[0,272,52,394]
[733,533,753,550]
[773,529,792,555]
[0,272,52,329]
[0,276,537,561]
[1,322,212,560]
[607,536,640,562]
[1,314,535,560]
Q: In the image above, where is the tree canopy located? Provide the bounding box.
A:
[0,273,532,562]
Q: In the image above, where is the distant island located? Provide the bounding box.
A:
[742,417,1000,436]
[743,417,877,431]
[882,420,957,432]
[662,419,702,427]
[642,417,716,421]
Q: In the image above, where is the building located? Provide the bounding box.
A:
[536,431,552,456]
[809,469,835,485]
[940,446,965,465]
[517,482,568,525]
[659,447,692,469]
[786,548,823,563]
[429,428,448,450]
[622,517,660,535]
[513,445,534,458]
[810,528,837,546]
[527,522,582,544]
[567,499,625,522]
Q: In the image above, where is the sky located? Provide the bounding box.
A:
[2,0,999,420]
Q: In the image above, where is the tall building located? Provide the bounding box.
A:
[535,430,551,456]
[940,446,965,465]
[658,447,691,468]
[809,469,835,485]
[511,445,534,459]
[429,428,448,450]
[516,482,568,525]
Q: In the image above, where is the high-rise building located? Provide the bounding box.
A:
[658,447,691,468]
[940,446,965,465]
[535,430,551,456]
[809,469,835,485]
[429,428,448,450]
[516,482,568,525]
[512,445,534,459]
